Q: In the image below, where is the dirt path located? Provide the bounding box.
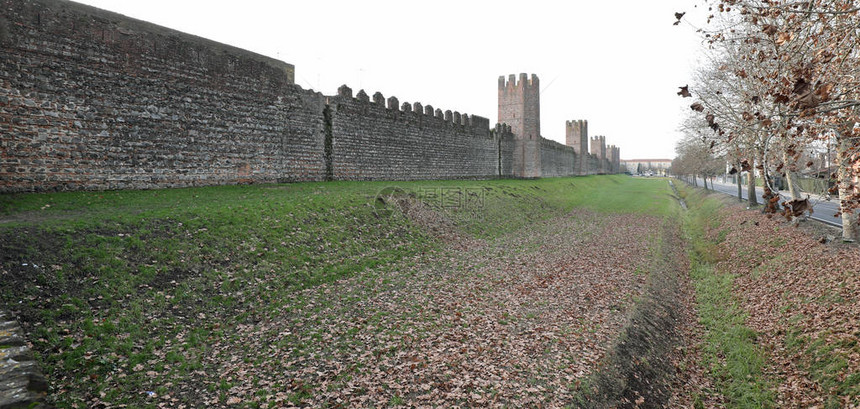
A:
[147,209,692,408]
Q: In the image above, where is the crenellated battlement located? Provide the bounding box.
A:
[565,119,588,129]
[498,73,540,90]
[334,85,490,133]
[493,123,513,135]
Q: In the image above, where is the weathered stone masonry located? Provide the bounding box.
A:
[0,0,325,192]
[1,0,621,193]
[566,120,589,175]
[329,86,502,180]
[498,74,541,178]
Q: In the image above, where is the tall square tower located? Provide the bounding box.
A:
[498,73,541,178]
[565,120,589,175]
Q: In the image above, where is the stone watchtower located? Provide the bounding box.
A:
[590,135,606,174]
[565,120,589,175]
[607,145,620,173]
[498,73,541,178]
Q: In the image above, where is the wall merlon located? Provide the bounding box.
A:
[501,73,541,90]
[338,85,352,98]
[493,123,513,135]
[387,96,399,110]
[335,84,482,127]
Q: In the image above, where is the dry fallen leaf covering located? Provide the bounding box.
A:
[146,210,661,408]
[709,207,860,408]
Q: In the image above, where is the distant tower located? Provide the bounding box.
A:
[565,120,589,175]
[607,145,619,173]
[498,73,541,178]
[590,135,606,174]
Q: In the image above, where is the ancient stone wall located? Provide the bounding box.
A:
[329,87,499,180]
[0,0,322,192]
[588,154,601,175]
[0,0,624,194]
[540,138,577,177]
[495,124,517,178]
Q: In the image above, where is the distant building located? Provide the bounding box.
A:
[621,159,672,176]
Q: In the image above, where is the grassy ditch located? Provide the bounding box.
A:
[573,217,689,409]
[0,175,672,408]
[680,186,775,408]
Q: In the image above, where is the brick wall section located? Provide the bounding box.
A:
[495,124,516,178]
[328,87,499,180]
[587,154,600,175]
[540,138,576,177]
[0,0,325,192]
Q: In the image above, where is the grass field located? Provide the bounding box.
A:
[678,184,860,409]
[0,175,678,408]
[680,187,775,408]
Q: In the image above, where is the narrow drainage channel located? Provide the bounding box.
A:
[572,222,690,408]
[668,180,687,210]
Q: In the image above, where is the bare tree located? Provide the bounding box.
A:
[681,0,860,239]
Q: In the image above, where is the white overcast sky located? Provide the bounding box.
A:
[74,0,706,160]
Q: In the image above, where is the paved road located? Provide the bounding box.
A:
[691,178,843,228]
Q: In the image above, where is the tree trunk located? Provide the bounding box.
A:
[736,169,743,202]
[783,151,802,201]
[747,170,758,206]
[836,137,859,241]
[692,175,698,187]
